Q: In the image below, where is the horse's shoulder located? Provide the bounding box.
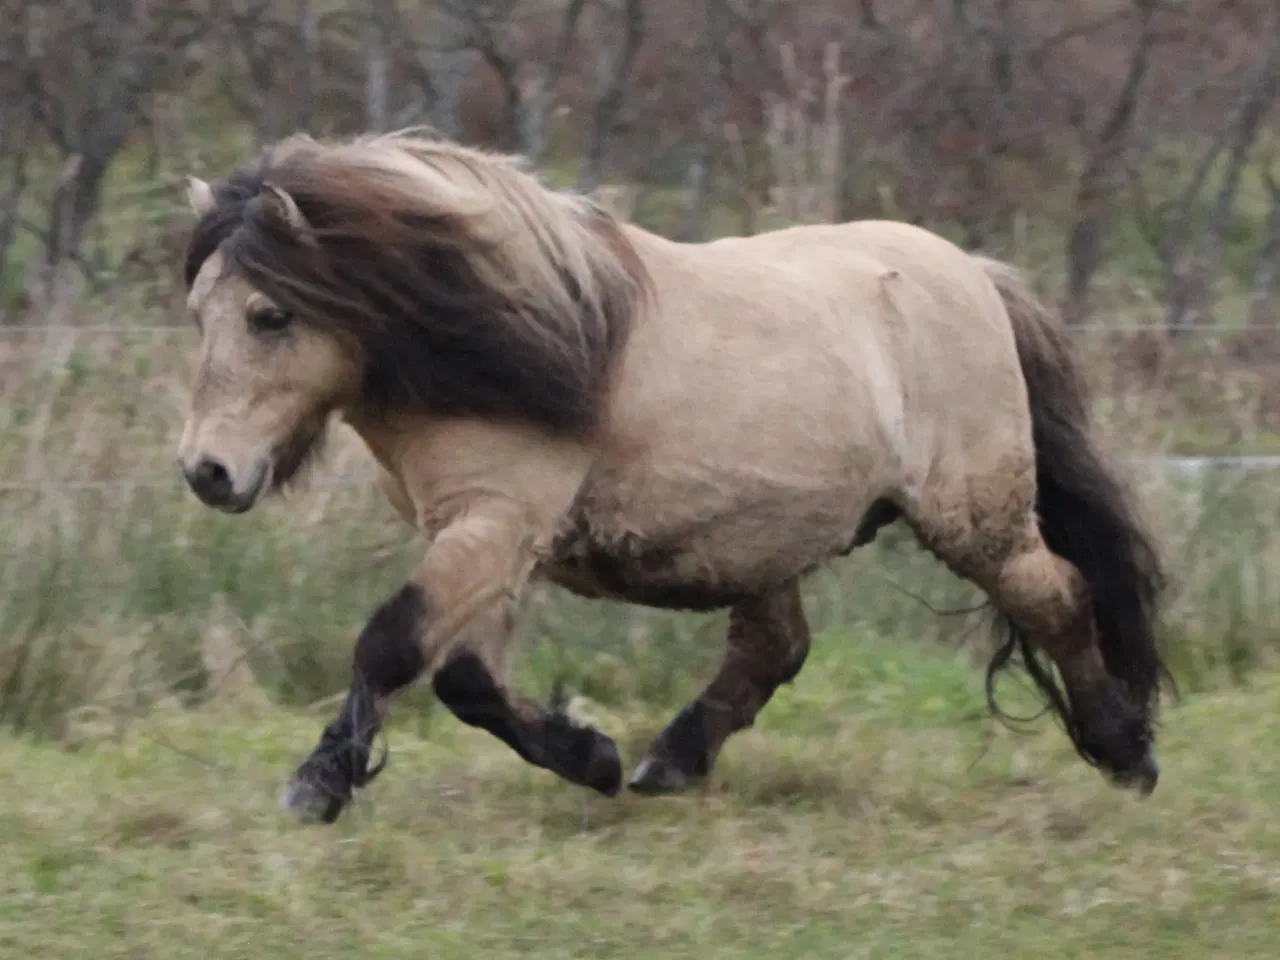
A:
[356,415,597,542]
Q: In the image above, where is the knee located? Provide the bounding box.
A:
[995,549,1091,639]
[353,583,429,696]
[431,651,501,719]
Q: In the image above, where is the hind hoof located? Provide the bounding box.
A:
[628,757,695,795]
[581,734,624,797]
[543,711,624,797]
[1108,749,1159,797]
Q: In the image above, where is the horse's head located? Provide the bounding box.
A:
[175,131,648,514]
[177,174,358,513]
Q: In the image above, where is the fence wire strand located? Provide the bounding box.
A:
[2,320,1280,491]
[2,323,1279,335]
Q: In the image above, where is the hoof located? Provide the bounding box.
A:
[279,775,348,825]
[627,756,694,795]
[542,711,623,797]
[1107,749,1160,798]
[581,733,624,797]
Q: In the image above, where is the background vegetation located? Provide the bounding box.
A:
[1,0,1280,955]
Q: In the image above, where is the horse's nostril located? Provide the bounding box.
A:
[184,457,234,505]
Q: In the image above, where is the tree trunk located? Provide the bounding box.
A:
[579,0,646,193]
[297,0,321,131]
[366,0,391,132]
[678,0,731,240]
[1061,0,1157,324]
[1164,23,1280,328]
[1249,163,1280,326]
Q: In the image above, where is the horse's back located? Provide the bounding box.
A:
[745,219,1037,517]
[620,218,1029,465]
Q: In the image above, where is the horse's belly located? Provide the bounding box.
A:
[539,488,882,612]
[538,553,755,612]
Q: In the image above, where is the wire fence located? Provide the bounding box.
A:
[1,323,1278,335]
[0,458,1276,493]
[1,318,1279,493]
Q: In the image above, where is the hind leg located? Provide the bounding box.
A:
[629,579,811,794]
[911,494,1159,793]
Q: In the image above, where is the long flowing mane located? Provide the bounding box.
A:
[183,130,652,434]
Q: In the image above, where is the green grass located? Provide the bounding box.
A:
[1,631,1278,958]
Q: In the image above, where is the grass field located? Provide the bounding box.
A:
[4,136,1280,956]
[1,629,1278,959]
[4,337,1280,956]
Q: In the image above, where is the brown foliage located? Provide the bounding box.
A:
[2,0,1278,324]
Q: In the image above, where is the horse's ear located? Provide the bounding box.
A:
[185,176,215,217]
[259,182,311,236]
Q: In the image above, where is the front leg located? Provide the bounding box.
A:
[430,624,623,798]
[280,501,621,825]
[280,583,426,823]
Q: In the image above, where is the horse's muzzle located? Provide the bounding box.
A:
[179,456,268,514]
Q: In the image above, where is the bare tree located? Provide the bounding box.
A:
[938,0,1017,247]
[1161,15,1280,328]
[440,0,589,159]
[676,0,733,239]
[0,122,33,288]
[0,16,35,284]
[21,0,209,282]
[298,0,323,131]
[1059,0,1160,323]
[366,0,395,131]
[216,0,295,146]
[0,0,1274,328]
[1251,152,1280,324]
[578,0,647,192]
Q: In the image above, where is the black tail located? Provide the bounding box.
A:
[976,256,1169,758]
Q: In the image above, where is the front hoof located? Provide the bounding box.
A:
[280,773,349,825]
[543,713,623,797]
[627,756,695,795]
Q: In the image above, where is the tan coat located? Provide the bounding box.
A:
[180,132,1165,807]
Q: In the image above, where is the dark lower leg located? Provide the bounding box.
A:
[432,650,622,796]
[283,583,429,823]
[630,581,811,794]
[1044,640,1159,791]
[991,550,1159,793]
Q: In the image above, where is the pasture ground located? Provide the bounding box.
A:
[1,629,1277,959]
[5,127,1280,959]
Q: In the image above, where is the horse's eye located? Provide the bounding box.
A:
[248,307,293,334]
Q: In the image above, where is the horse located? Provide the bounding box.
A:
[176,129,1167,825]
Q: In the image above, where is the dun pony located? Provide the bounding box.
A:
[175,129,1168,825]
